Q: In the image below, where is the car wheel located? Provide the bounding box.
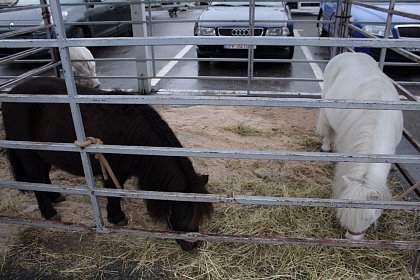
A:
[317,11,328,37]
[285,46,294,59]
[72,27,87,38]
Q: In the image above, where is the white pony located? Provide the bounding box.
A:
[69,47,100,88]
[316,52,403,240]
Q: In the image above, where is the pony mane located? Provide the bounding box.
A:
[129,106,213,224]
[127,105,199,188]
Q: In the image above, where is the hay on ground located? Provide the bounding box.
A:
[0,106,418,279]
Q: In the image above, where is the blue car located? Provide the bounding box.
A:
[318,1,420,61]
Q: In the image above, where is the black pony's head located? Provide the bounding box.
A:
[145,174,213,251]
[167,174,213,251]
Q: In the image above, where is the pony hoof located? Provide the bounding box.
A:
[51,195,66,204]
[48,214,62,222]
[111,218,128,227]
[176,239,200,251]
[321,145,331,152]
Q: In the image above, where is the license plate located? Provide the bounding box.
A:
[224,44,256,49]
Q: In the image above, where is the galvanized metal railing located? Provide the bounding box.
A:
[0,1,419,269]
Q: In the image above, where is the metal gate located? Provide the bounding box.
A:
[0,0,419,274]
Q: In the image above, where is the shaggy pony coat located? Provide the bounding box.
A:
[2,77,213,250]
[316,52,403,240]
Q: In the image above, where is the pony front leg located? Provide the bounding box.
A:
[316,108,334,152]
[106,197,128,226]
[321,134,333,152]
[104,178,128,226]
[11,151,61,221]
[34,191,61,221]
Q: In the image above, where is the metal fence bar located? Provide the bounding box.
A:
[0,0,418,258]
[0,48,50,65]
[1,180,419,210]
[0,62,61,90]
[0,94,419,110]
[4,75,417,86]
[0,216,418,250]
[2,36,419,48]
[49,0,105,229]
[349,0,420,21]
[247,0,256,95]
[346,24,420,63]
[0,140,419,164]
[378,0,395,69]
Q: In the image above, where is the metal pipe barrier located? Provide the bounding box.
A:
[0,1,418,272]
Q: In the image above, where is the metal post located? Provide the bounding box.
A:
[247,0,256,95]
[145,1,157,79]
[48,0,105,229]
[341,1,352,43]
[39,0,60,77]
[130,1,152,94]
[379,0,396,70]
[331,0,344,57]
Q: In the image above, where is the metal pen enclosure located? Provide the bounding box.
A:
[0,0,419,272]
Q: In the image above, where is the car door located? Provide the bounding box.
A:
[88,0,131,37]
[108,0,132,35]
[85,0,121,37]
[322,1,337,35]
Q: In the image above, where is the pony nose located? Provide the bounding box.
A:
[176,239,201,251]
[345,230,366,240]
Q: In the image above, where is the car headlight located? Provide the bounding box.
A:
[194,27,216,36]
[39,11,68,24]
[61,11,69,21]
[266,27,290,36]
[362,25,393,37]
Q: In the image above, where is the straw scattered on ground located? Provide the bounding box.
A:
[0,106,418,279]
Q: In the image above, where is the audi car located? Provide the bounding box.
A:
[194,1,294,60]
[318,1,420,61]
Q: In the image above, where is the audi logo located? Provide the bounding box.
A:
[231,28,249,36]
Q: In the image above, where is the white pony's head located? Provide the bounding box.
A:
[336,176,387,240]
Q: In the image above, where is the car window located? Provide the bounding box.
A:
[210,1,283,7]
[12,0,86,6]
[0,0,18,6]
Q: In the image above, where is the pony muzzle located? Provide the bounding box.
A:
[345,229,367,240]
[176,239,200,251]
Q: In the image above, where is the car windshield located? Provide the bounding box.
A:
[0,0,17,6]
[210,1,283,7]
[9,0,85,6]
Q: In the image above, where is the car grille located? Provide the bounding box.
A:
[395,25,420,38]
[218,27,264,36]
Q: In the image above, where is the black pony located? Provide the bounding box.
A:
[2,77,213,251]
